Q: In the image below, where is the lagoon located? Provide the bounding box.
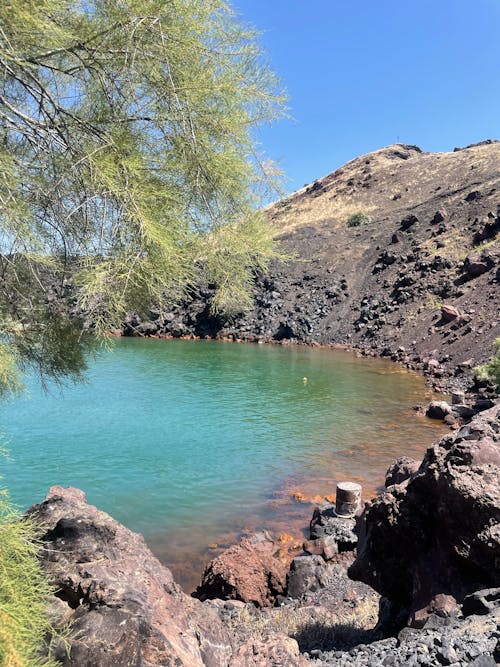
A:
[1,339,445,589]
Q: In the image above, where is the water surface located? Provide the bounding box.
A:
[1,339,445,589]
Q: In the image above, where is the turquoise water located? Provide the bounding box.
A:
[1,339,444,588]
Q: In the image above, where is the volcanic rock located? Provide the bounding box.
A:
[286,555,334,599]
[28,486,234,667]
[195,531,287,607]
[425,400,453,420]
[385,456,420,487]
[349,404,500,628]
[309,503,358,551]
[440,304,460,323]
[229,634,307,667]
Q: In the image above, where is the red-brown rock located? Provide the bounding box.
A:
[196,531,288,607]
[29,486,234,667]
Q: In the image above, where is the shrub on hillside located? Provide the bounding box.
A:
[347,211,371,227]
[475,338,500,390]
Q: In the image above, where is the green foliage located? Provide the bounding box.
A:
[475,338,500,389]
[0,0,286,388]
[347,211,371,227]
[0,490,58,667]
[0,1,286,662]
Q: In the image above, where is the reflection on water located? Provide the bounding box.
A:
[0,339,447,591]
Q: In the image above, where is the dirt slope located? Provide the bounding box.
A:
[128,140,500,389]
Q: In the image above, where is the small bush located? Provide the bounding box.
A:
[347,211,371,227]
[0,490,58,667]
[475,338,500,390]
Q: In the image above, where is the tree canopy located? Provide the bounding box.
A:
[0,0,285,390]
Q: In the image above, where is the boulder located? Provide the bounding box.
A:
[286,555,333,599]
[349,404,500,628]
[440,304,460,322]
[425,400,453,420]
[451,390,466,405]
[466,260,489,278]
[229,634,307,667]
[400,214,419,231]
[195,531,287,607]
[134,320,158,336]
[309,503,358,551]
[28,486,234,667]
[385,457,420,487]
[303,535,338,560]
[431,209,447,225]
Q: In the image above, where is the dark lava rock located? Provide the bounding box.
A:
[466,260,490,278]
[309,503,358,551]
[28,486,234,667]
[425,400,453,420]
[311,612,499,666]
[462,587,500,616]
[385,457,420,487]
[349,404,500,628]
[400,214,419,231]
[286,555,334,599]
[431,209,447,225]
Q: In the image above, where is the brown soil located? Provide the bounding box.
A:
[139,140,499,395]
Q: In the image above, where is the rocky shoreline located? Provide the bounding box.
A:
[119,143,499,402]
[31,404,499,666]
[30,141,499,665]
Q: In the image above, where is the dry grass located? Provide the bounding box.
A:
[227,596,379,653]
[265,142,500,240]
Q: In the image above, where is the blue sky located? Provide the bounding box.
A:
[234,0,500,195]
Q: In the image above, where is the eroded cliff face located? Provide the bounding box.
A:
[125,140,500,390]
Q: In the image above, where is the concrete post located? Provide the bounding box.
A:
[335,482,362,517]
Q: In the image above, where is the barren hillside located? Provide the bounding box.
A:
[128,140,500,388]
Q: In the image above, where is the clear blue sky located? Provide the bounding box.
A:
[234,0,500,195]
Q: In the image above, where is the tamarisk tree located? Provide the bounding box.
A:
[0,2,285,663]
[0,0,285,389]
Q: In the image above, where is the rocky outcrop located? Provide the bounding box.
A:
[349,404,500,628]
[29,486,235,667]
[195,531,288,607]
[385,456,420,487]
[308,503,358,552]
